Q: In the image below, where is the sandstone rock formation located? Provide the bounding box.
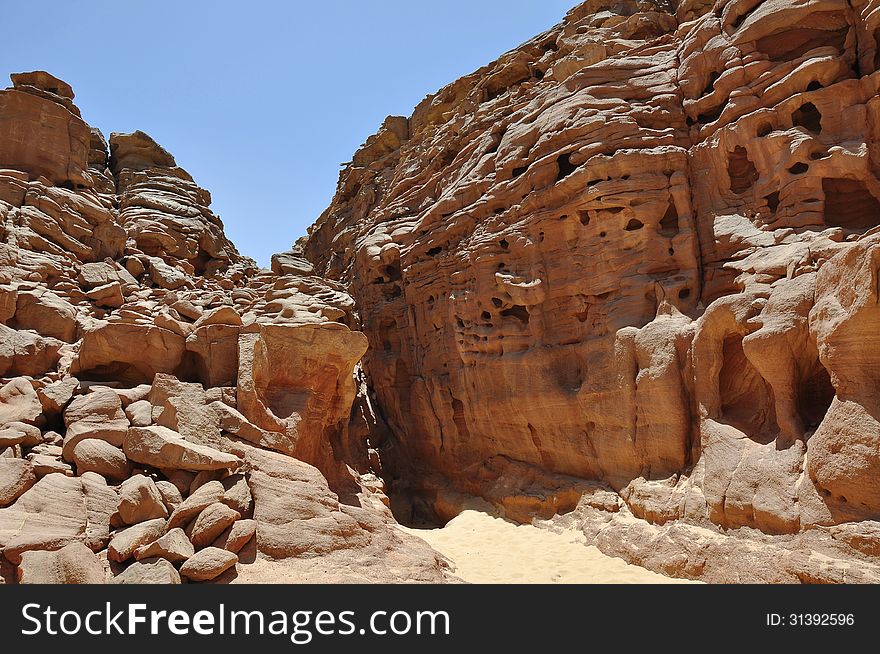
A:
[303,0,880,581]
[0,70,451,584]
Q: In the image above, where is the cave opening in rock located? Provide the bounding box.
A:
[797,362,835,431]
[556,152,577,181]
[659,199,680,236]
[718,334,778,441]
[791,102,822,134]
[728,146,759,194]
[578,210,590,226]
[756,25,848,62]
[625,218,644,231]
[822,178,880,230]
[765,191,780,214]
[500,305,530,324]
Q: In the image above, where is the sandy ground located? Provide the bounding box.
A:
[399,510,700,584]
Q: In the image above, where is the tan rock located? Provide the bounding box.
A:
[0,471,116,563]
[0,458,36,507]
[17,541,106,584]
[71,438,131,482]
[107,518,167,563]
[123,425,240,472]
[212,518,256,553]
[166,480,225,530]
[134,527,194,563]
[154,480,183,512]
[0,377,42,426]
[125,399,153,427]
[179,547,237,582]
[116,474,168,524]
[188,502,240,549]
[36,377,78,414]
[114,557,181,584]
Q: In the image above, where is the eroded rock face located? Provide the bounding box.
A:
[303,0,880,578]
[0,71,452,584]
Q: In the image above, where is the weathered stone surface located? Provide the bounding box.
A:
[107,518,166,563]
[0,471,116,563]
[114,557,181,584]
[179,546,237,581]
[71,438,130,481]
[212,518,256,553]
[166,480,225,530]
[0,458,35,507]
[124,426,240,471]
[116,474,168,524]
[236,323,368,480]
[134,527,194,563]
[188,502,240,549]
[0,377,42,426]
[18,541,106,584]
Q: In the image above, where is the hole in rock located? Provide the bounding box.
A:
[757,122,773,137]
[703,71,721,95]
[500,305,530,325]
[822,178,880,230]
[426,246,443,257]
[512,166,528,178]
[678,288,691,299]
[533,68,545,80]
[719,334,778,441]
[481,311,491,321]
[659,199,680,237]
[756,25,848,62]
[806,80,823,91]
[791,102,822,134]
[605,207,624,215]
[797,363,835,430]
[765,192,780,213]
[599,231,607,238]
[499,239,509,249]
[491,297,503,308]
[698,104,724,124]
[728,146,759,194]
[556,152,577,182]
[625,218,645,231]
[578,210,591,226]
[789,162,809,175]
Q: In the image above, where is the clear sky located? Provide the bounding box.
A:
[1,1,574,267]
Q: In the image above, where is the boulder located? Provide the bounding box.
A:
[123,426,240,472]
[116,474,168,524]
[212,519,256,554]
[71,439,131,482]
[0,471,117,563]
[107,518,167,563]
[134,527,194,563]
[188,502,240,549]
[17,541,106,584]
[114,557,181,584]
[0,458,36,507]
[0,377,42,426]
[179,547,237,582]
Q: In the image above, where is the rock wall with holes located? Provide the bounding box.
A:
[304,0,880,540]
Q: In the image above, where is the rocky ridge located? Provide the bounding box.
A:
[304,0,880,582]
[0,71,450,583]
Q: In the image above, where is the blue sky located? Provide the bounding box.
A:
[1,1,574,266]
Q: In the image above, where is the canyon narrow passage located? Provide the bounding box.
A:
[399,510,699,584]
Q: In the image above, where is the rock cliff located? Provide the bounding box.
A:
[304,0,880,581]
[0,71,450,583]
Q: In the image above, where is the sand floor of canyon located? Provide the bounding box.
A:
[399,510,699,584]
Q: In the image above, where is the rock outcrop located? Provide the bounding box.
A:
[304,0,880,581]
[0,71,451,583]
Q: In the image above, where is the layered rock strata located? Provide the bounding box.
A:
[304,0,880,581]
[0,71,450,583]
